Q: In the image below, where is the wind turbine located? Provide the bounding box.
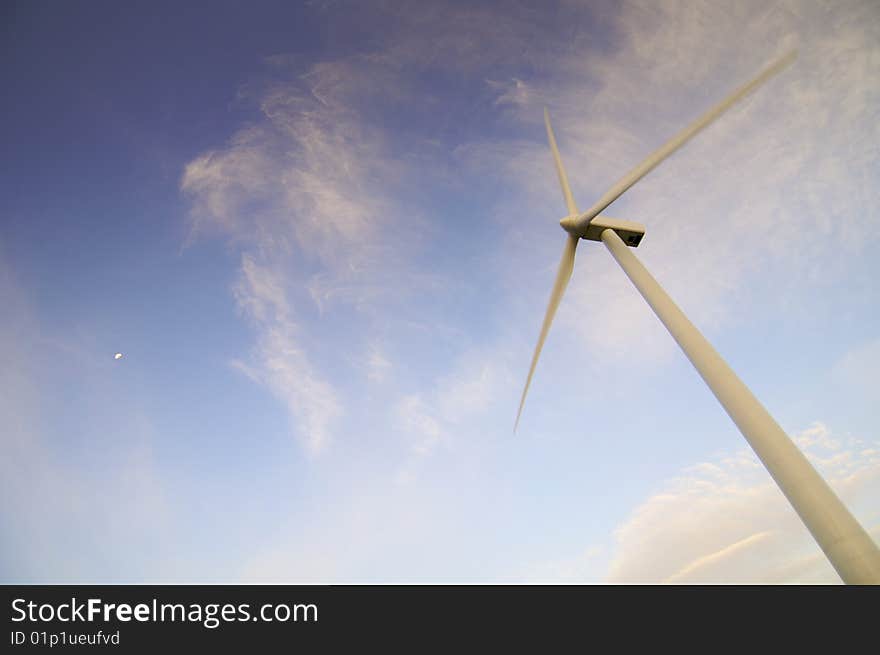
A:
[516,51,880,584]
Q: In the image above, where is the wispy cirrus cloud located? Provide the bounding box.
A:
[393,347,512,481]
[180,53,429,453]
[229,254,341,455]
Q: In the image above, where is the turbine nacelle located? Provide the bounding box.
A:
[560,214,645,247]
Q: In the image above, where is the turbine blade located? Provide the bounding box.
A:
[588,50,797,217]
[545,108,579,217]
[515,234,579,431]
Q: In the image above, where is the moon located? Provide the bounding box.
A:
[114,353,123,360]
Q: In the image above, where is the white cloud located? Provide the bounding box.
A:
[393,349,511,477]
[229,254,340,455]
[605,423,880,583]
[180,53,429,453]
[663,531,774,583]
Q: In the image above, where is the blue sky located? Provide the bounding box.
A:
[2,0,878,583]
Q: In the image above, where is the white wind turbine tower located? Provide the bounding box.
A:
[515,51,880,584]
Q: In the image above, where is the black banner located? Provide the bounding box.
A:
[2,585,874,650]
